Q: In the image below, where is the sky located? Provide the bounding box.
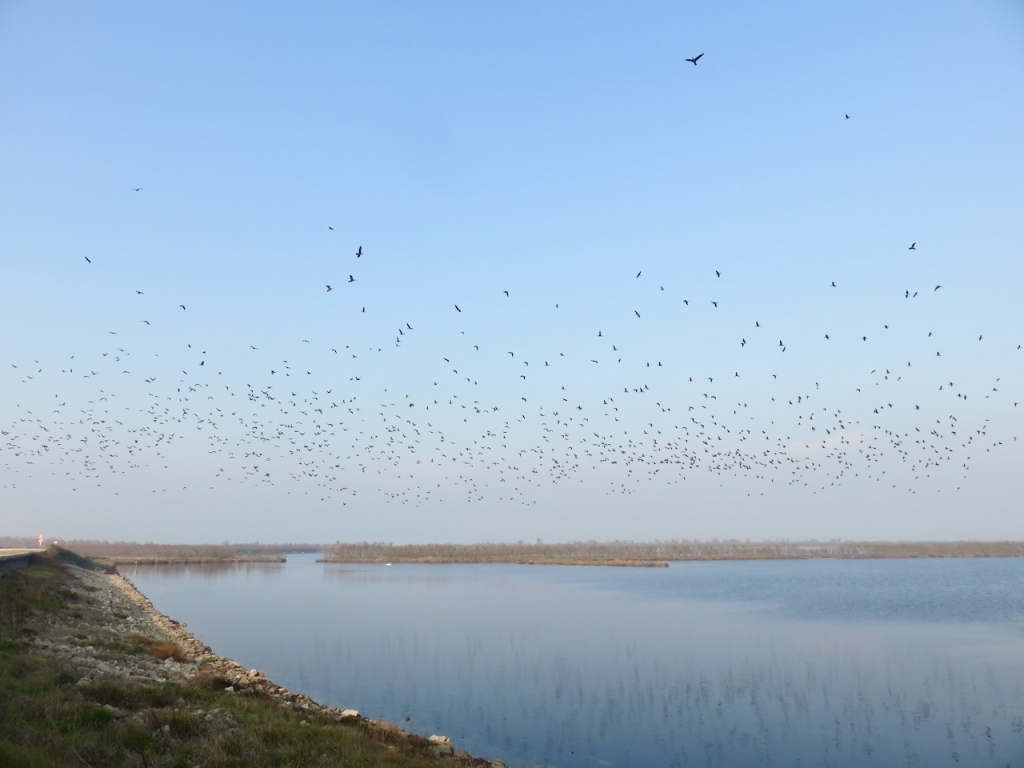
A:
[1,1,1023,544]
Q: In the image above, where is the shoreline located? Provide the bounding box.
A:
[40,558,507,766]
[316,551,1023,566]
[317,557,670,567]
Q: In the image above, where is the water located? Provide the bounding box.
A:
[124,556,1024,767]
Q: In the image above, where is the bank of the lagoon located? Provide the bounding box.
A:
[317,539,1024,566]
[126,553,1024,768]
[0,548,505,767]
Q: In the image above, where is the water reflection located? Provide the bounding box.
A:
[126,557,1024,767]
[125,561,285,579]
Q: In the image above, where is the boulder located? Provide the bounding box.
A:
[429,734,454,755]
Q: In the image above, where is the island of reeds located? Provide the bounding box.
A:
[316,539,1024,566]
[4,538,1022,569]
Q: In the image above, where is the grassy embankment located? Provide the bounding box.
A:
[0,548,482,768]
[319,540,1024,566]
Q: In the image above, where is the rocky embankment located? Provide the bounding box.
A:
[29,562,506,767]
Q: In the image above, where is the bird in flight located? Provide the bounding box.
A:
[179,305,186,310]
[934,285,941,291]
[634,310,641,318]
[636,271,641,279]
[503,290,509,297]
[909,242,916,250]
[356,246,363,257]
[326,285,332,292]
[686,53,704,65]
[84,256,91,264]
[132,188,143,192]
[348,275,355,283]
[455,304,461,312]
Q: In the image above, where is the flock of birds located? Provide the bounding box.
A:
[1,53,1019,517]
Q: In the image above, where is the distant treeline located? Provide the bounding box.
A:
[3,538,1022,564]
[0,539,318,562]
[320,540,1024,564]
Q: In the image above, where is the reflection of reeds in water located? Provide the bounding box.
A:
[124,561,284,579]
[321,616,1023,767]
[127,558,1024,768]
[593,644,1019,766]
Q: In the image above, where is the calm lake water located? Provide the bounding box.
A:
[124,556,1024,767]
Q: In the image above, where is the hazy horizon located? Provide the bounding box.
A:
[2,1,1022,544]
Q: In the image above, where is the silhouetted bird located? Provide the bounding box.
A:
[348,275,355,283]
[686,53,704,65]
[909,242,916,250]
[84,256,91,263]
[455,305,461,312]
[356,246,363,257]
[326,285,332,292]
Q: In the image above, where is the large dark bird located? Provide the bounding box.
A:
[686,53,704,65]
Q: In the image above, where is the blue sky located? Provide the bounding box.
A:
[2,1,1023,544]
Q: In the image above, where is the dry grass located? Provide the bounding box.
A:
[129,634,191,663]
